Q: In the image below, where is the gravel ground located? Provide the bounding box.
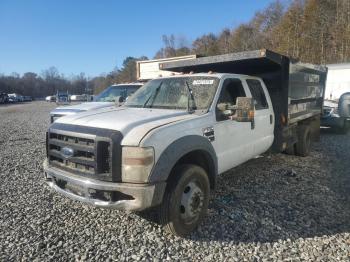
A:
[0,101,349,261]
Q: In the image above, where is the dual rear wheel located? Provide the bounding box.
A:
[285,125,311,157]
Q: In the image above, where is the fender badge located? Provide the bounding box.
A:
[203,127,215,142]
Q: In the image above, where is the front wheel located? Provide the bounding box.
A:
[159,164,210,237]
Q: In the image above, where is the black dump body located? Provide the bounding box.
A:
[160,49,328,151]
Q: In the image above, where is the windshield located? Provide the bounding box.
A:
[94,85,139,102]
[125,76,219,110]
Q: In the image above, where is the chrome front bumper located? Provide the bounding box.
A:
[43,160,166,211]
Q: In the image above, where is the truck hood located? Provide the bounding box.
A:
[51,102,114,115]
[55,106,195,136]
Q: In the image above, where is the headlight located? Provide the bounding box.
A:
[122,147,154,183]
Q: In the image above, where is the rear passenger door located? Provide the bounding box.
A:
[245,79,274,154]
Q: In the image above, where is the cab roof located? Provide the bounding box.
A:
[153,72,255,80]
[111,82,143,87]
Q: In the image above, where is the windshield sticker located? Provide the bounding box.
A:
[192,79,214,85]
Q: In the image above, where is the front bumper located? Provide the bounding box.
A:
[43,159,166,211]
[321,115,349,128]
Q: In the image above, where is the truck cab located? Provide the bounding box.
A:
[44,73,274,235]
[56,91,70,105]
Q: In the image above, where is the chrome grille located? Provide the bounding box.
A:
[46,124,119,182]
[48,131,97,175]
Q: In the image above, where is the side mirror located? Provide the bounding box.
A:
[114,96,125,106]
[118,96,125,103]
[231,97,255,129]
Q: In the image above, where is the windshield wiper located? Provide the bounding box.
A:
[143,82,163,108]
[185,81,196,113]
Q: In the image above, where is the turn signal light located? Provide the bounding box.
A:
[122,147,155,183]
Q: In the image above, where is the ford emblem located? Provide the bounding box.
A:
[61,147,74,158]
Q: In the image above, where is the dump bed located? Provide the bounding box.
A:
[136,55,198,81]
[160,49,327,151]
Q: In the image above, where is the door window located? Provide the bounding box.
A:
[216,78,246,121]
[246,79,268,110]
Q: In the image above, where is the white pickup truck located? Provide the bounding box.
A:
[49,83,142,123]
[44,50,327,236]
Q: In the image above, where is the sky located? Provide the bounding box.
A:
[0,0,273,77]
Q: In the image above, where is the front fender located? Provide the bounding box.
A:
[148,135,218,185]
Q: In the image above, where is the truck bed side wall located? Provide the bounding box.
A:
[288,63,326,122]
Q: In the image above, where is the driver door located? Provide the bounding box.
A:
[212,77,255,174]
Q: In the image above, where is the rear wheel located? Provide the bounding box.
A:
[295,125,311,156]
[159,164,210,237]
[284,144,295,155]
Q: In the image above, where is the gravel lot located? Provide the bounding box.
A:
[0,101,349,261]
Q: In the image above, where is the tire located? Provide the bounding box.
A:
[295,125,311,157]
[284,144,295,155]
[337,121,349,134]
[159,164,210,237]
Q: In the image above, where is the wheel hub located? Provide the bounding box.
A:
[180,181,204,224]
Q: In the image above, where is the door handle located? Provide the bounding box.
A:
[270,114,273,124]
